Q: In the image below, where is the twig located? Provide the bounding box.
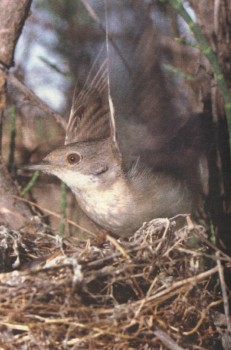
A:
[155,218,170,251]
[154,329,186,350]
[194,231,231,263]
[9,74,67,130]
[7,105,16,172]
[59,182,68,236]
[106,234,130,260]
[12,195,96,237]
[216,251,231,332]
[138,266,219,306]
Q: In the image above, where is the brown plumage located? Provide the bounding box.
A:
[65,60,111,144]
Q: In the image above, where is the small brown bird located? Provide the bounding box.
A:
[27,63,196,237]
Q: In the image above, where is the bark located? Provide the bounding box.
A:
[0,0,33,229]
[189,0,231,252]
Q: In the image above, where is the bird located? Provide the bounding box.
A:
[26,60,197,237]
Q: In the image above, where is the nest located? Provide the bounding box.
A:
[0,216,230,349]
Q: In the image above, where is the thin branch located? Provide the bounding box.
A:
[136,266,219,306]
[216,251,231,332]
[9,74,67,130]
[13,195,96,237]
[154,329,186,350]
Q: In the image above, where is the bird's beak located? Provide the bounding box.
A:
[23,160,51,172]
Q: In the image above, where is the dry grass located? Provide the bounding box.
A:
[0,216,230,349]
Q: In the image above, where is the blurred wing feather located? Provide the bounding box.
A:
[65,60,112,144]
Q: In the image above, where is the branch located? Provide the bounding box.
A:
[0,0,32,67]
[9,74,67,130]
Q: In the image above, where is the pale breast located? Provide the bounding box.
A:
[76,179,134,234]
[74,172,193,236]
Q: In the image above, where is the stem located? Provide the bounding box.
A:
[8,105,16,173]
[20,170,40,196]
[59,182,67,236]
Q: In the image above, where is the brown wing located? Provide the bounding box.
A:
[65,60,112,145]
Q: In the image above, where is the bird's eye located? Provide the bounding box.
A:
[67,153,81,164]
